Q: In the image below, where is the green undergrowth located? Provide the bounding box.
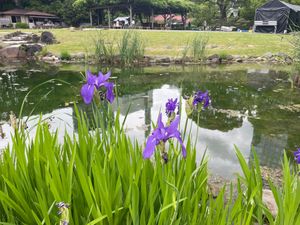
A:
[0,105,300,224]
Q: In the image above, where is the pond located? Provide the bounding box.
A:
[0,64,300,179]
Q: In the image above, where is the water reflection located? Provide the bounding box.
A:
[0,65,299,179]
[116,84,255,179]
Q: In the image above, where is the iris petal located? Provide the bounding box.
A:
[81,84,95,104]
[86,70,97,85]
[103,82,115,103]
[143,135,157,158]
[172,131,187,158]
[157,113,164,130]
[166,116,180,135]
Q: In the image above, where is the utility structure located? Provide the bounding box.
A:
[254,0,300,33]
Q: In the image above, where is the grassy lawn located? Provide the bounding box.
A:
[0,28,293,57]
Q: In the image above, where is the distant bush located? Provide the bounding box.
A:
[60,51,71,60]
[15,22,29,29]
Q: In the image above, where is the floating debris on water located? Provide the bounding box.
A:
[278,104,300,112]
[273,89,284,92]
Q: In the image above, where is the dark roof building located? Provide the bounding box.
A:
[0,9,58,18]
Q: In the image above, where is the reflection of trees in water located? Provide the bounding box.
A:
[188,110,243,132]
[246,69,289,90]
[0,68,81,120]
[250,131,286,168]
[1,66,300,158]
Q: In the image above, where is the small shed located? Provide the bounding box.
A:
[254,0,300,33]
[113,16,129,27]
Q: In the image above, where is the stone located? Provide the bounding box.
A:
[211,57,221,64]
[207,54,221,64]
[226,55,234,60]
[236,58,243,63]
[276,52,288,58]
[262,189,278,217]
[3,31,24,40]
[21,44,43,56]
[0,45,26,59]
[263,52,273,58]
[207,54,219,60]
[285,56,293,64]
[42,55,60,63]
[40,31,56,44]
[156,57,171,63]
[71,52,85,59]
[31,34,40,43]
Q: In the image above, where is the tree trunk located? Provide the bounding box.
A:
[138,13,143,26]
[217,1,227,21]
[151,8,154,29]
[107,8,111,28]
[181,12,187,29]
[89,9,93,26]
[13,0,20,7]
[129,4,132,26]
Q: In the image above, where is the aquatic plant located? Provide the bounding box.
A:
[294,148,300,163]
[191,34,208,61]
[118,31,145,66]
[93,31,115,64]
[193,90,210,108]
[1,78,300,225]
[185,89,211,116]
[81,70,114,104]
[165,98,179,117]
[143,113,186,162]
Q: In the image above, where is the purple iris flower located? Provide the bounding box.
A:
[193,90,210,108]
[165,98,179,117]
[143,113,186,159]
[294,148,300,164]
[81,70,114,104]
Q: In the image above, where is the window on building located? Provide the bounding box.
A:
[11,16,21,23]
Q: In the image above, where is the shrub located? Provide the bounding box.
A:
[60,51,71,60]
[15,22,29,29]
[219,52,229,60]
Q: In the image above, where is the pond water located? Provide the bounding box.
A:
[0,64,300,179]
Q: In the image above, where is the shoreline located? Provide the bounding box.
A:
[40,52,293,66]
